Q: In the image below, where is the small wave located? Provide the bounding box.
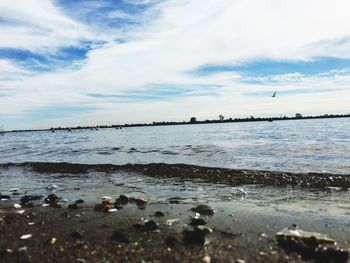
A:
[0,162,349,189]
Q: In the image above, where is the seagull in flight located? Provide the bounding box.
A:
[272,91,277,97]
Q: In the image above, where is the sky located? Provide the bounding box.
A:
[1,0,350,130]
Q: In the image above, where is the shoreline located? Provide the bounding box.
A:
[1,162,350,189]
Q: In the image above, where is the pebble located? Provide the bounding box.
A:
[0,195,11,200]
[20,195,42,205]
[18,246,27,253]
[166,218,180,226]
[108,208,117,213]
[44,194,59,205]
[75,199,85,204]
[190,217,207,226]
[45,237,57,246]
[76,258,86,263]
[202,255,211,263]
[135,197,148,207]
[134,220,159,231]
[191,205,215,215]
[143,220,159,231]
[102,199,112,212]
[102,196,112,201]
[45,184,58,191]
[183,228,208,245]
[276,227,348,262]
[20,234,32,240]
[116,195,129,205]
[154,211,165,217]
[13,203,21,209]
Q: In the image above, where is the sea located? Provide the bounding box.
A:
[1,118,349,174]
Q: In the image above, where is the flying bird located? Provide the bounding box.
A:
[272,91,277,97]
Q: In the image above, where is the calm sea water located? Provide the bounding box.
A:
[1,118,350,174]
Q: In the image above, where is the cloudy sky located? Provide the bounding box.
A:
[1,0,350,130]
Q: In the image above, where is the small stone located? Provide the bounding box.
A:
[45,237,57,246]
[75,199,85,204]
[102,199,112,212]
[143,220,159,231]
[76,258,86,263]
[45,184,58,191]
[135,197,148,207]
[0,195,11,200]
[111,231,129,243]
[166,218,180,226]
[102,196,112,201]
[18,246,27,253]
[154,211,165,217]
[202,255,211,263]
[183,228,207,245]
[191,205,215,215]
[45,194,59,204]
[20,195,42,205]
[13,203,21,209]
[116,195,129,205]
[196,225,213,234]
[108,208,117,213]
[190,217,207,226]
[20,234,32,240]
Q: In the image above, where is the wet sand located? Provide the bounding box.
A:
[0,163,349,262]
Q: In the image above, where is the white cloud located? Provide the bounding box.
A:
[0,0,92,52]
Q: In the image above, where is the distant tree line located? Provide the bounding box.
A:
[5,113,350,133]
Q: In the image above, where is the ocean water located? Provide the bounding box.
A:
[1,118,350,174]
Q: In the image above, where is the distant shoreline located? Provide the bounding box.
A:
[4,113,350,133]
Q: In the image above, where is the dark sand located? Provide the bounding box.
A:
[0,163,349,263]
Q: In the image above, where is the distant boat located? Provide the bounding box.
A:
[268,119,273,122]
[272,91,277,97]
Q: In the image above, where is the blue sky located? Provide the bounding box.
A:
[1,0,350,130]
